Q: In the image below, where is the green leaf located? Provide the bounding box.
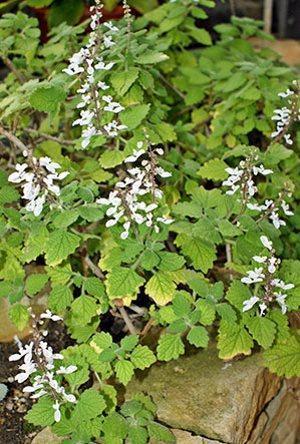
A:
[72,389,106,421]
[246,316,276,349]
[90,332,113,353]
[25,396,55,426]
[172,293,191,317]
[226,280,252,311]
[106,267,145,299]
[121,334,139,351]
[218,321,253,360]
[187,325,209,348]
[71,295,98,325]
[52,209,79,229]
[219,72,247,93]
[145,271,176,306]
[29,85,66,113]
[111,68,139,95]
[48,285,73,313]
[9,304,29,331]
[128,425,148,444]
[120,104,150,130]
[147,422,175,443]
[196,300,215,325]
[189,28,212,45]
[48,0,84,26]
[131,345,156,370]
[102,412,128,440]
[157,333,184,361]
[115,360,135,385]
[158,252,185,271]
[198,159,228,181]
[176,234,216,273]
[45,229,80,266]
[264,335,300,378]
[84,277,105,299]
[25,273,48,296]
[136,51,169,64]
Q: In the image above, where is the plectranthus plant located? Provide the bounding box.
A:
[9,309,77,423]
[63,0,127,148]
[0,1,300,441]
[7,151,69,216]
[241,235,294,315]
[97,139,173,239]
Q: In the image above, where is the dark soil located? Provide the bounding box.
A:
[0,321,71,444]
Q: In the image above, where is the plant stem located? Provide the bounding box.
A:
[84,255,105,280]
[118,306,137,335]
[2,56,26,84]
[0,125,27,152]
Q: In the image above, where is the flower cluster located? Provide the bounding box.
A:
[242,236,294,316]
[247,192,294,229]
[8,154,69,216]
[97,141,173,239]
[9,310,77,423]
[63,0,126,148]
[271,82,300,145]
[223,155,272,198]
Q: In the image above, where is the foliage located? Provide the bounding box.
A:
[0,0,299,442]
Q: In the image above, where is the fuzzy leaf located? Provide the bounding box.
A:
[198,159,228,181]
[246,316,276,349]
[106,267,145,299]
[29,85,66,113]
[115,360,135,385]
[157,333,184,361]
[264,335,300,378]
[218,321,253,359]
[45,229,80,266]
[9,304,29,331]
[25,396,55,426]
[145,271,176,306]
[120,104,150,130]
[176,234,216,273]
[48,285,73,312]
[73,388,106,421]
[147,422,175,443]
[187,325,209,348]
[111,68,139,95]
[131,345,156,369]
[71,295,98,325]
[25,273,48,296]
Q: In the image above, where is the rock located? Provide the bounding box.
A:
[126,346,281,443]
[171,429,221,443]
[248,380,300,444]
[250,38,300,66]
[31,427,62,444]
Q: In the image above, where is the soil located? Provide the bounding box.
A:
[0,322,71,444]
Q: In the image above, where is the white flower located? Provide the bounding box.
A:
[242,296,260,312]
[270,211,286,229]
[56,365,77,375]
[241,267,265,284]
[40,310,62,322]
[259,302,267,316]
[8,163,28,183]
[260,236,273,251]
[53,401,61,423]
[281,201,293,216]
[253,256,267,263]
[275,293,287,314]
[271,279,294,291]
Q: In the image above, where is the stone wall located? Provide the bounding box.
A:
[127,346,300,444]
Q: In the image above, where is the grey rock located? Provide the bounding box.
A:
[126,346,281,443]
